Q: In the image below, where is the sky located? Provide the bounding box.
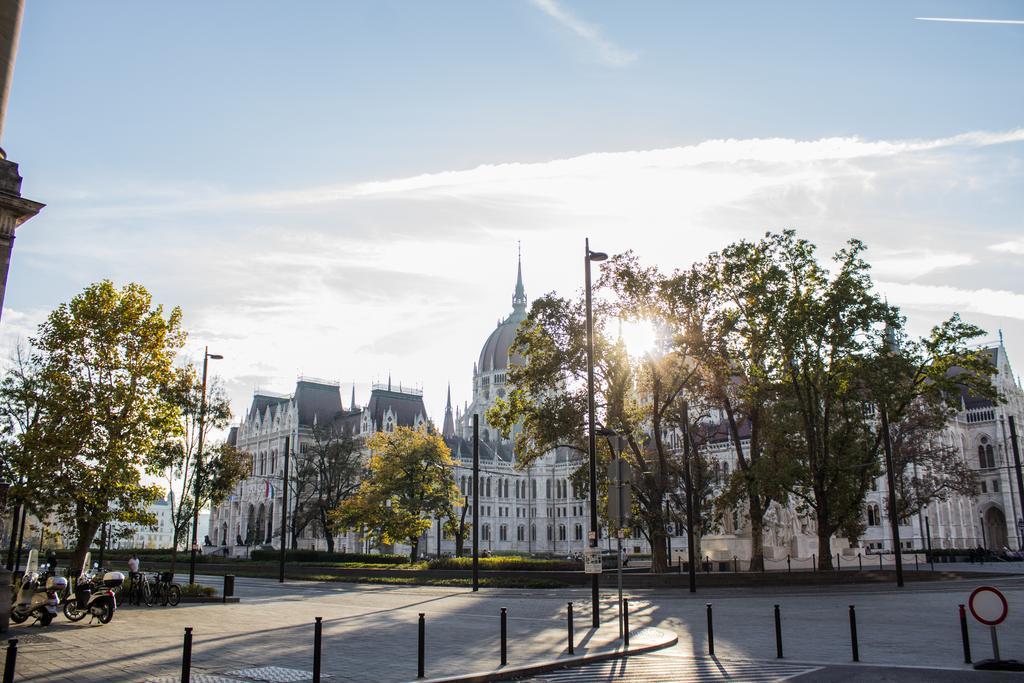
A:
[2,0,1022,428]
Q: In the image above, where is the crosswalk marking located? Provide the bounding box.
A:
[515,656,820,682]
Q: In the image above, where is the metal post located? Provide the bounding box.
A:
[584,238,602,627]
[787,554,791,573]
[733,556,738,573]
[5,503,19,570]
[683,401,696,593]
[567,602,574,655]
[13,504,25,572]
[774,605,783,658]
[190,348,212,586]
[990,626,1000,661]
[472,415,479,592]
[848,605,859,662]
[812,553,816,571]
[959,604,972,664]
[417,613,425,678]
[705,603,715,656]
[313,617,322,683]
[1009,417,1024,548]
[880,405,904,587]
[3,639,17,683]
[915,553,919,571]
[616,530,624,639]
[879,552,883,571]
[500,607,507,666]
[858,554,862,571]
[623,598,630,647]
[925,516,934,571]
[836,553,840,571]
[279,435,290,583]
[96,521,105,570]
[181,627,193,683]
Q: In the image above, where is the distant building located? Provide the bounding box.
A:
[113,493,176,550]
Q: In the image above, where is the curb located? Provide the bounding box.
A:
[415,627,678,683]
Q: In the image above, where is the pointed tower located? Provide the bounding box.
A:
[350,382,357,412]
[442,383,456,439]
[512,242,527,315]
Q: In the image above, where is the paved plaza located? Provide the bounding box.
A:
[3,571,1024,682]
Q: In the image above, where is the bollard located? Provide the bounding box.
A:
[879,553,883,571]
[858,554,862,571]
[837,553,841,571]
[706,603,715,657]
[812,553,816,571]
[787,554,791,573]
[417,613,425,678]
[959,604,972,664]
[623,598,630,647]
[915,554,919,572]
[3,639,17,683]
[222,574,235,604]
[733,556,738,573]
[848,605,859,662]
[181,627,193,683]
[500,607,507,666]
[774,605,783,658]
[313,617,322,683]
[704,555,710,573]
[567,602,574,655]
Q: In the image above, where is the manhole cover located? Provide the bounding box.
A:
[146,676,245,683]
[3,632,59,644]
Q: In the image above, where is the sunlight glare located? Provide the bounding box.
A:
[618,318,659,356]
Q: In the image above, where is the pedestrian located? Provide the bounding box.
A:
[621,546,629,567]
[128,554,141,605]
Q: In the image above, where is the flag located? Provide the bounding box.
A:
[265,480,274,499]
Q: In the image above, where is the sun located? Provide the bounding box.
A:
[618,318,659,357]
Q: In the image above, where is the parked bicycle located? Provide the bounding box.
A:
[149,571,181,607]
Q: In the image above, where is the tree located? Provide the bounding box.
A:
[158,368,242,572]
[332,427,458,562]
[290,419,361,552]
[30,281,185,573]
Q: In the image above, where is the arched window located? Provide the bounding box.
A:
[531,524,537,541]
[546,525,553,541]
[574,524,583,541]
[486,477,492,497]
[515,481,521,499]
[558,525,566,541]
[546,480,551,498]
[979,438,996,469]
[499,525,508,541]
[531,480,537,499]
[460,476,466,495]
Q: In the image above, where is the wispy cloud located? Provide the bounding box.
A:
[990,239,1024,255]
[529,0,638,66]
[916,17,1024,25]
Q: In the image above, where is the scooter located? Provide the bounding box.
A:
[63,553,122,624]
[10,549,67,627]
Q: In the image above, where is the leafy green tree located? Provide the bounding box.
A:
[30,281,185,573]
[290,419,362,552]
[332,427,458,561]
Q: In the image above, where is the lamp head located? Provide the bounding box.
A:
[207,353,224,360]
[588,251,608,262]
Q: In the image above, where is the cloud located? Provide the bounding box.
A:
[916,17,1024,25]
[529,0,638,66]
[876,281,1024,321]
[990,239,1024,255]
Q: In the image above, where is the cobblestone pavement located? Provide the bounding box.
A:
[3,572,1023,682]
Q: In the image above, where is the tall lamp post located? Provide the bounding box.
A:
[585,238,607,628]
[189,346,223,585]
[881,325,904,587]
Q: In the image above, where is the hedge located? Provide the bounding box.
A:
[427,556,580,571]
[249,549,409,564]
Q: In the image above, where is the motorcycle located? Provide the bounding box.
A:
[10,549,67,627]
[63,553,123,624]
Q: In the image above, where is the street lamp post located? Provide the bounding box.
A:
[189,346,223,586]
[585,238,607,628]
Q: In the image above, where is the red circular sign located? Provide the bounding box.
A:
[968,586,1008,626]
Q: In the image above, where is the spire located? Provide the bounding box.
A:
[512,242,527,314]
[387,374,391,391]
[442,382,455,439]
[350,382,356,412]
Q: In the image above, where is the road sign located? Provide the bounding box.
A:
[607,457,633,528]
[584,547,602,574]
[968,586,1008,626]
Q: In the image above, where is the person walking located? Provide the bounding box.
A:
[127,554,141,605]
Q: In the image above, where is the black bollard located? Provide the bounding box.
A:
[623,598,630,647]
[706,603,715,657]
[848,605,859,662]
[181,627,193,683]
[915,554,919,572]
[837,553,841,571]
[959,604,972,664]
[812,553,816,571]
[313,617,322,683]
[3,639,17,683]
[733,556,738,573]
[787,554,791,573]
[222,574,234,604]
[774,605,783,659]
[567,602,574,655]
[879,553,883,571]
[417,613,426,678]
[500,607,507,666]
[858,554,862,571]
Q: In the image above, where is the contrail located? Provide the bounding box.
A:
[916,17,1024,25]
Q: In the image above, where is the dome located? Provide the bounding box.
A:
[478,312,526,373]
[477,255,528,374]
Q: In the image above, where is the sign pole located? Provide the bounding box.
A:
[990,626,1000,661]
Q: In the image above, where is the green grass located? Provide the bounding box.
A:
[307,574,570,589]
[427,556,578,571]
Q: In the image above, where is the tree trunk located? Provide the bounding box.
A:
[816,514,834,570]
[748,497,765,571]
[169,526,180,575]
[319,507,335,553]
[409,538,419,563]
[69,520,99,576]
[650,524,668,573]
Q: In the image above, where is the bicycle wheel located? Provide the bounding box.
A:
[143,579,156,607]
[166,584,181,606]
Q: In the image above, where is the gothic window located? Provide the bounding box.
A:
[531,524,536,541]
[517,525,525,542]
[979,438,996,469]
[532,480,537,499]
[546,480,551,498]
[385,417,394,433]
[270,449,276,474]
[499,525,508,541]
[486,477,492,497]
[482,524,491,541]
[558,525,566,541]
[992,478,1000,493]
[546,525,553,541]
[574,524,583,541]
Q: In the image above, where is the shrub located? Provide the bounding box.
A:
[180,583,216,597]
[249,549,409,564]
[427,556,579,571]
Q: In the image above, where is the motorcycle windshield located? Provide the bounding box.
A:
[25,548,38,574]
[82,551,92,576]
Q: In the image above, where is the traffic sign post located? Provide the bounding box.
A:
[967,586,1022,670]
[607,455,632,642]
[583,548,602,574]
